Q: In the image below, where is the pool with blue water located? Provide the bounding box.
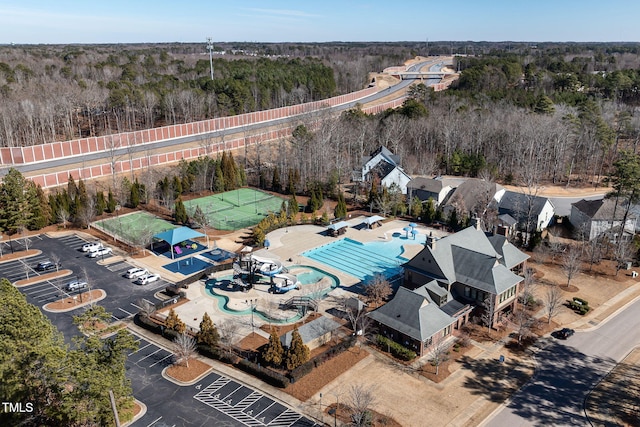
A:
[302,234,425,281]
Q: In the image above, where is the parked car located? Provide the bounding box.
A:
[554,328,575,340]
[65,280,88,292]
[135,273,160,285]
[36,260,61,271]
[89,247,112,258]
[81,241,103,252]
[125,267,148,279]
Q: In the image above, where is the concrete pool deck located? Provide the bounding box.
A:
[152,217,450,343]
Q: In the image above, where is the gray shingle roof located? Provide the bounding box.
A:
[405,226,527,295]
[280,316,341,347]
[572,198,631,221]
[367,286,455,342]
[444,179,503,215]
[498,191,552,218]
[487,234,530,269]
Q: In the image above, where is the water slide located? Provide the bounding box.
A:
[232,262,250,275]
[251,255,284,276]
[271,273,300,293]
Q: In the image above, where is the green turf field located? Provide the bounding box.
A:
[183,188,285,231]
[93,211,176,245]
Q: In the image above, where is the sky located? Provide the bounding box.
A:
[1,0,639,44]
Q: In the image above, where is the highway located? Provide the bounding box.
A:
[8,58,451,180]
[483,297,640,426]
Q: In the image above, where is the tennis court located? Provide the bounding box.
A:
[183,188,285,231]
[93,211,176,246]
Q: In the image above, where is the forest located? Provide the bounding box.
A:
[2,41,640,192]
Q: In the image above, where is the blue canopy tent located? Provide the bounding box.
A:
[153,227,206,259]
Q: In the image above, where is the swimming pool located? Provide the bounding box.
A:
[302,235,425,281]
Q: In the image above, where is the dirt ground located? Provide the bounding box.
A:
[44,289,106,312]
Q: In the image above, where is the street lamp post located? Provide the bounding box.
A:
[328,391,342,427]
[245,298,257,334]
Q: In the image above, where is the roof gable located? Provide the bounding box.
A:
[499,191,551,217]
[367,286,455,341]
[572,198,632,220]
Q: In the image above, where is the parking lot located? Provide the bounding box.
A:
[1,233,170,322]
[128,334,318,427]
[1,233,320,426]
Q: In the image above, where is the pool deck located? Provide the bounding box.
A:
[146,217,451,344]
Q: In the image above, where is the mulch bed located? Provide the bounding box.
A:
[284,347,369,402]
[165,358,211,383]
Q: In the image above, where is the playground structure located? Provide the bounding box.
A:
[232,253,300,293]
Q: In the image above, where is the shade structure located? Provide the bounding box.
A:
[403,226,411,238]
[409,222,417,228]
[411,228,419,239]
[153,226,206,259]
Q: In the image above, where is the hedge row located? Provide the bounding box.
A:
[289,337,356,382]
[376,335,417,361]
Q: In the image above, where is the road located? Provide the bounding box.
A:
[9,58,449,179]
[483,297,640,426]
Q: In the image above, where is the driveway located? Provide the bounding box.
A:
[484,297,640,426]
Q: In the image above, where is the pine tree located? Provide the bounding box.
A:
[262,329,284,366]
[165,308,186,334]
[196,312,220,348]
[130,180,140,208]
[285,327,309,370]
[287,193,299,219]
[272,166,281,192]
[214,161,225,193]
[410,196,423,219]
[174,197,188,224]
[334,193,347,219]
[106,188,117,213]
[96,191,106,214]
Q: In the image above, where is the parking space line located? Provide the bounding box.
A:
[145,416,163,427]
[137,348,161,362]
[255,402,275,419]
[149,353,173,368]
[117,307,134,317]
[128,342,152,356]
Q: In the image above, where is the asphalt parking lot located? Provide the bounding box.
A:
[2,233,319,427]
[128,334,318,427]
[2,233,171,321]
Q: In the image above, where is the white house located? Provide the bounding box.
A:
[570,198,637,241]
[497,191,555,232]
[356,146,412,194]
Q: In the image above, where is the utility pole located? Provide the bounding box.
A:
[207,37,214,81]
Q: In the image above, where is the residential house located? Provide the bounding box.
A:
[442,179,505,220]
[402,222,529,332]
[570,198,637,241]
[497,191,555,232]
[406,176,460,206]
[355,146,412,194]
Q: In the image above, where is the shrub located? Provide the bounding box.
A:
[236,359,289,388]
[376,335,416,361]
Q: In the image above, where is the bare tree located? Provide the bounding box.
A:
[50,252,61,272]
[57,207,70,229]
[519,267,538,308]
[481,293,496,330]
[561,245,582,287]
[583,235,604,272]
[511,305,536,345]
[347,383,377,427]
[429,333,450,375]
[544,284,564,324]
[218,319,240,354]
[173,332,197,368]
[77,195,97,229]
[613,241,634,276]
[137,299,156,318]
[364,274,392,307]
[18,226,31,251]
